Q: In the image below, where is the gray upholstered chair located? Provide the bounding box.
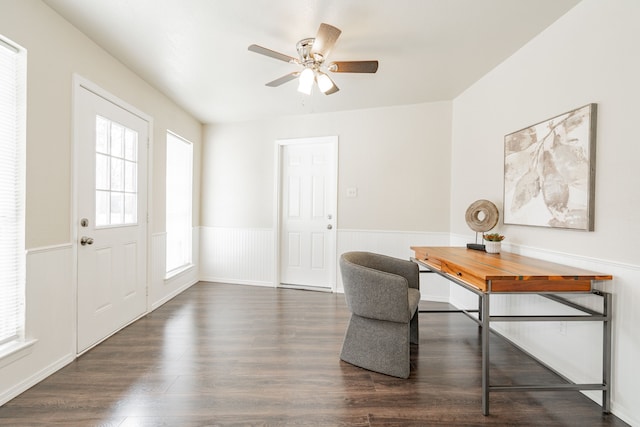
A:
[339,251,420,378]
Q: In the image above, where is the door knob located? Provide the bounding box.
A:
[326,224,333,230]
[80,236,94,246]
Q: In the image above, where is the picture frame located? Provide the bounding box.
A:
[503,103,597,231]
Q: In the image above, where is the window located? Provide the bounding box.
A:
[165,132,193,275]
[95,115,138,227]
[0,36,26,348]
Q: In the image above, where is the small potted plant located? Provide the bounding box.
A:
[483,233,505,254]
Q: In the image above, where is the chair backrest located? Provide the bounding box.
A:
[340,252,416,323]
[341,252,419,288]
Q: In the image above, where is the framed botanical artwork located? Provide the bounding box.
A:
[503,103,597,231]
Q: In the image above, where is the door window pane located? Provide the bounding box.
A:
[96,154,110,190]
[95,115,138,227]
[124,129,137,161]
[110,157,124,191]
[110,192,124,225]
[124,161,136,192]
[110,122,124,158]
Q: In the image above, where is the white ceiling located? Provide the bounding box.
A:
[43,0,581,124]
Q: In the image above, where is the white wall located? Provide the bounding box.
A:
[450,0,640,424]
[0,0,202,405]
[200,102,453,293]
[202,102,452,231]
[451,0,639,263]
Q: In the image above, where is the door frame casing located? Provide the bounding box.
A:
[71,74,153,355]
[274,136,338,292]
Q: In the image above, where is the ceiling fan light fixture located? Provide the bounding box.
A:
[297,67,315,95]
[249,23,377,96]
[317,72,335,94]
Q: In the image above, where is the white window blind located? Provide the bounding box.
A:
[0,37,26,347]
[165,132,193,274]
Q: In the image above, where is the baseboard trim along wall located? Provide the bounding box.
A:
[0,353,74,407]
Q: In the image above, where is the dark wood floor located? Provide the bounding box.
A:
[0,282,628,426]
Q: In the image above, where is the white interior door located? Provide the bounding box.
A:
[75,82,148,353]
[279,137,337,290]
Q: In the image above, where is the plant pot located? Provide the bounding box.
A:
[485,241,501,254]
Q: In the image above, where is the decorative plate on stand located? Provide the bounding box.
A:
[465,200,499,251]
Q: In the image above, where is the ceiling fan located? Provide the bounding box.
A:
[248,23,379,95]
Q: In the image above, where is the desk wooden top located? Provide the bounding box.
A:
[411,246,612,293]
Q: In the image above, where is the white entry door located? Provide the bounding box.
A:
[75,81,148,353]
[279,137,337,290]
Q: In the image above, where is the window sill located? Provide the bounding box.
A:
[165,263,195,281]
[0,339,37,370]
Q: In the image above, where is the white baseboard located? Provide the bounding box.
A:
[151,278,199,311]
[421,294,450,303]
[199,277,274,288]
[0,353,74,406]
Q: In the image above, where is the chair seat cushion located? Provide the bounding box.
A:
[408,288,420,318]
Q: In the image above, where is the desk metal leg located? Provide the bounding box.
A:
[482,292,491,415]
[602,292,612,413]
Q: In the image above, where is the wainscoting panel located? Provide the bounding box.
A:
[198,226,451,300]
[150,229,200,310]
[150,232,167,307]
[0,244,75,406]
[199,226,276,286]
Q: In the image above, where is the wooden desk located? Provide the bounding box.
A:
[411,246,613,415]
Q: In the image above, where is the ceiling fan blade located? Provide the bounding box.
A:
[248,44,298,64]
[329,60,379,73]
[265,72,300,87]
[311,23,341,58]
